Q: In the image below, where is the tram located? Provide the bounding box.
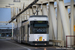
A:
[14,15,49,45]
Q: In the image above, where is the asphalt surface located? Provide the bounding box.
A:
[0,39,74,50]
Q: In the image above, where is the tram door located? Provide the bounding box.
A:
[22,26,25,41]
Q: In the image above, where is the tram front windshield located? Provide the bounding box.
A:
[30,21,48,34]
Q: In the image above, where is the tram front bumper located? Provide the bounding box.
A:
[28,41,49,45]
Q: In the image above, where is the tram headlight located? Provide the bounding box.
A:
[45,39,46,41]
[43,39,46,41]
[35,39,38,41]
[35,39,37,41]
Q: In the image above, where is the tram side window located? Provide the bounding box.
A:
[23,26,25,34]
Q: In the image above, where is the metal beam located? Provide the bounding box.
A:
[9,0,39,23]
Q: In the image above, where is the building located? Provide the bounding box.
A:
[0,29,12,37]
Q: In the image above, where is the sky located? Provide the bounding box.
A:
[64,0,71,13]
[0,8,11,21]
[0,8,12,29]
[0,0,74,29]
[64,0,70,3]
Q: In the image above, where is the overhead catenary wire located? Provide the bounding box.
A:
[9,0,39,23]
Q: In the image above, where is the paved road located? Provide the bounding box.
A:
[0,39,74,50]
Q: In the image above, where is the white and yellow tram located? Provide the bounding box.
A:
[14,15,49,45]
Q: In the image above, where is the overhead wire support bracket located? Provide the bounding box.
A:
[9,0,39,23]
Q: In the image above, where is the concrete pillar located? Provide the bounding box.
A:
[23,3,27,20]
[57,0,64,46]
[17,7,19,27]
[42,5,47,15]
[19,3,23,43]
[12,23,13,38]
[21,13,24,21]
[36,5,38,15]
[65,6,70,24]
[17,17,20,42]
[26,10,27,20]
[28,9,30,19]
[71,0,74,35]
[58,0,71,47]
[22,12,25,21]
[54,8,57,16]
[41,4,43,15]
[49,2,57,40]
[17,7,21,42]
[18,8,21,23]
[15,7,19,41]
[28,8,30,16]
[65,6,70,38]
[65,6,72,46]
[15,8,17,15]
[13,7,16,16]
[48,3,54,40]
[29,8,33,15]
[26,9,30,20]
[17,8,20,14]
[20,3,24,21]
[74,5,75,45]
[57,0,63,40]
[19,15,22,23]
[32,6,36,15]
[70,0,74,45]
[11,7,14,18]
[20,14,23,22]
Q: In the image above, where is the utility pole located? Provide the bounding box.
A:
[12,23,13,39]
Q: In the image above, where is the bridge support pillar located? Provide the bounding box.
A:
[46,3,54,41]
[49,2,57,40]
[58,0,70,47]
[70,0,75,45]
[57,0,64,46]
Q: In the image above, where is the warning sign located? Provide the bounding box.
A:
[74,25,75,31]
